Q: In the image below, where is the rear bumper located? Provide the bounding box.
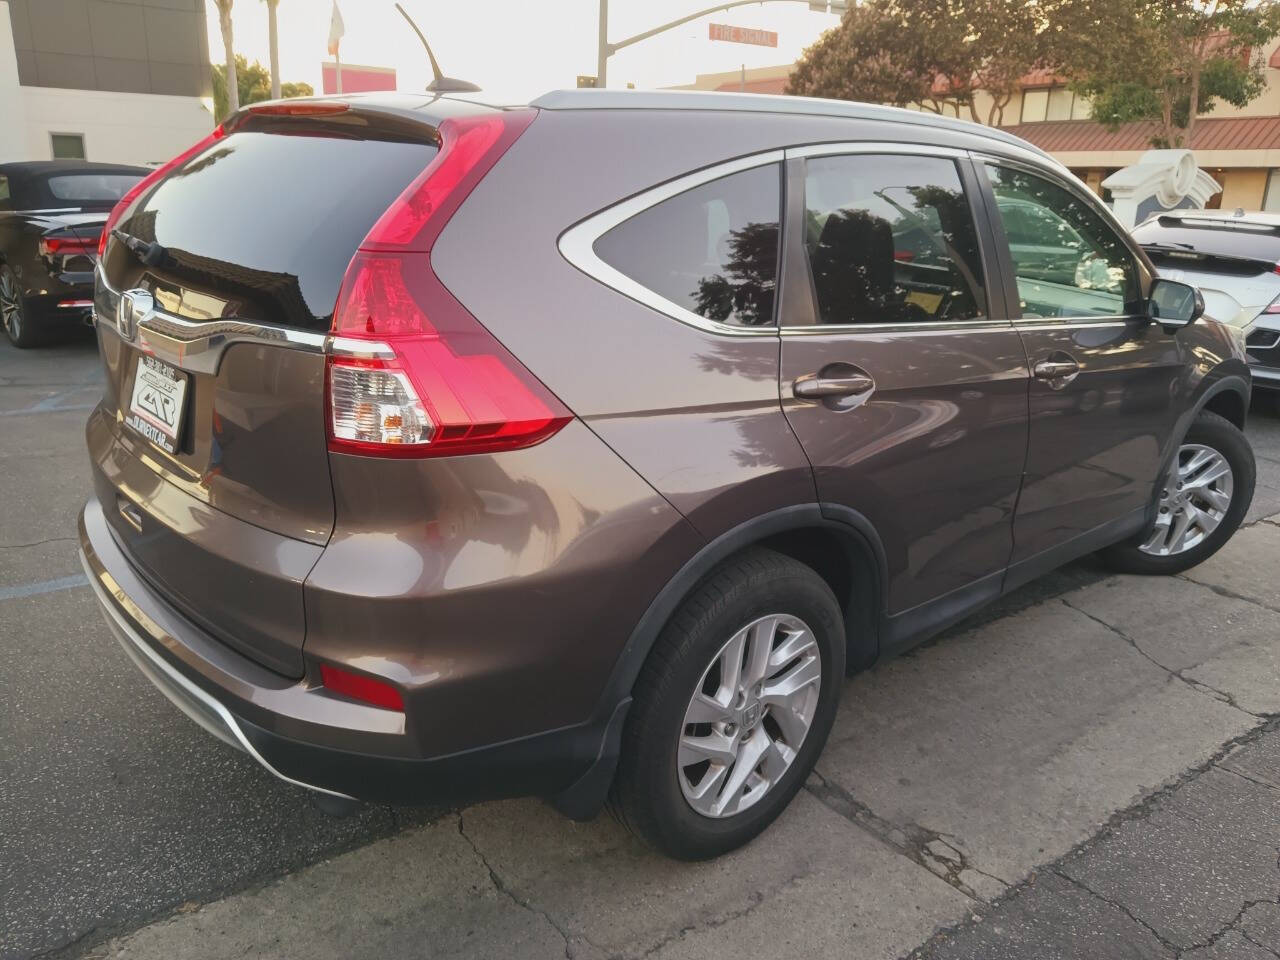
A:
[78,495,626,808]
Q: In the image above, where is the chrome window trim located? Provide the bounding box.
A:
[785,141,967,160]
[557,150,785,338]
[95,264,329,375]
[1251,365,1280,381]
[780,319,1014,337]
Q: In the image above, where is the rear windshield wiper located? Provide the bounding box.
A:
[111,228,170,268]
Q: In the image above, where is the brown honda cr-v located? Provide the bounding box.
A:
[79,89,1255,860]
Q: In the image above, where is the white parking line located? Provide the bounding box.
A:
[0,574,88,600]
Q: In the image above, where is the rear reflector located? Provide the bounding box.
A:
[327,109,572,459]
[57,299,94,309]
[319,663,405,712]
[99,124,227,258]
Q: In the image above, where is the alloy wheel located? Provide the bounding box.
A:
[677,613,822,819]
[0,270,21,342]
[1140,443,1234,557]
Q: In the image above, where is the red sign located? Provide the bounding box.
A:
[708,23,778,47]
[321,62,396,95]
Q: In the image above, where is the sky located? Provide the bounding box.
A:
[204,1,843,100]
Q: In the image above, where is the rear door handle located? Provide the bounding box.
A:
[793,373,875,399]
[1033,358,1080,380]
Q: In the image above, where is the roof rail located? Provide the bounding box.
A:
[529,88,1054,162]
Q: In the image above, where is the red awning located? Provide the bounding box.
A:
[1002,115,1280,153]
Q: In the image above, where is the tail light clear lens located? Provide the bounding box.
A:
[326,110,572,459]
[99,124,227,257]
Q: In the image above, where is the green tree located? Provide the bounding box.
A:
[787,0,1054,125]
[1052,0,1280,147]
[212,55,314,122]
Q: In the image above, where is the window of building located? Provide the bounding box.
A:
[593,164,781,328]
[800,154,987,325]
[50,133,86,160]
[1020,89,1050,123]
[987,164,1139,318]
[1046,88,1075,122]
[1263,169,1280,212]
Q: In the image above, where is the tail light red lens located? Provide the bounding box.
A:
[327,109,572,459]
[40,234,99,257]
[98,123,227,257]
[319,663,404,712]
[247,101,349,117]
[1264,293,1280,315]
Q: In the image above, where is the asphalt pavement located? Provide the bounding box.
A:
[2,330,1279,960]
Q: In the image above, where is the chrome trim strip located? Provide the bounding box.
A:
[1013,319,1135,332]
[781,319,1015,336]
[558,150,785,338]
[80,548,355,800]
[785,141,967,160]
[95,265,329,375]
[1250,365,1280,381]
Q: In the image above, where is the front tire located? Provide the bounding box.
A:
[1101,410,1254,575]
[611,548,845,860]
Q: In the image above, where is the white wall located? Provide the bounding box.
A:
[0,1,28,162]
[19,86,214,166]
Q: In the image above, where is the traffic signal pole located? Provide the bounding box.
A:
[594,0,847,89]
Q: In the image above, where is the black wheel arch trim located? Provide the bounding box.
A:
[552,503,889,819]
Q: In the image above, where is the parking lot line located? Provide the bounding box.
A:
[0,573,88,601]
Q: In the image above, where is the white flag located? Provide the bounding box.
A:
[327,2,345,57]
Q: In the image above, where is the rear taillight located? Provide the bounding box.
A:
[1264,293,1280,315]
[326,109,572,459]
[40,234,98,257]
[98,124,227,258]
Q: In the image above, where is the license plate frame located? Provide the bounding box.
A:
[125,354,188,454]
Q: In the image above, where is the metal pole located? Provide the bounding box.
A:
[597,0,609,88]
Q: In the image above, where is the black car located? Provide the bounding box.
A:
[1,160,148,347]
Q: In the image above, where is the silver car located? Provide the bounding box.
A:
[1133,209,1280,391]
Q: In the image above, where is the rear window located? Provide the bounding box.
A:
[47,173,142,203]
[592,164,781,328]
[1132,218,1280,265]
[121,115,438,331]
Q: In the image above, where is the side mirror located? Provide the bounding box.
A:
[1147,278,1204,325]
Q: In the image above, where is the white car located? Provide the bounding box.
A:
[1133,209,1280,391]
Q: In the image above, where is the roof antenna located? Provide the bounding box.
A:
[395,3,481,93]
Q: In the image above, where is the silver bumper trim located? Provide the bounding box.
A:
[80,549,354,800]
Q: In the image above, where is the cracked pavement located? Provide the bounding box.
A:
[4,337,1280,959]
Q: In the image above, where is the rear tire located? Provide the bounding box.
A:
[611,548,845,860]
[1101,410,1254,575]
[0,264,40,348]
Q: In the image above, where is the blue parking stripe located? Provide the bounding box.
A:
[0,574,89,600]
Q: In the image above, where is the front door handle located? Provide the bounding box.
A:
[793,373,875,399]
[1033,358,1080,380]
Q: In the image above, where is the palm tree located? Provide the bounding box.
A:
[264,0,281,100]
[214,0,238,114]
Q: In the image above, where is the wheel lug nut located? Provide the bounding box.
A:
[724,723,736,736]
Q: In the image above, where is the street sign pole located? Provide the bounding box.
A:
[594,0,846,90]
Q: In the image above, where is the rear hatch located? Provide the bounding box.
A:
[92,103,441,676]
[1134,216,1280,327]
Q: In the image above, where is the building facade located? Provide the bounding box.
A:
[0,0,214,166]
[675,39,1280,212]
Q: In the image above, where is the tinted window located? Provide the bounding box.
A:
[593,164,781,327]
[988,165,1138,318]
[0,175,8,211]
[1132,217,1280,265]
[121,118,437,331]
[802,154,986,325]
[47,173,142,203]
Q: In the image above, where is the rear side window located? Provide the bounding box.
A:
[801,154,986,325]
[47,173,142,203]
[593,164,781,328]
